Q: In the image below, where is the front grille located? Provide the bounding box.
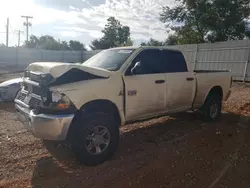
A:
[32,86,42,95]
[17,93,26,102]
[16,93,42,109]
[29,97,41,108]
[23,82,41,95]
[23,83,28,91]
[16,80,42,109]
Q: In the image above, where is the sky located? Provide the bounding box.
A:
[0,0,175,49]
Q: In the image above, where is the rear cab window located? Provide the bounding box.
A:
[160,50,188,73]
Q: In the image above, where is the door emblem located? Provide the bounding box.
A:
[118,90,124,96]
[128,90,137,96]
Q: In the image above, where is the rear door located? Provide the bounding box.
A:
[161,50,196,111]
[123,49,167,121]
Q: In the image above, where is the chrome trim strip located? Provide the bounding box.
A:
[15,99,30,108]
[23,78,40,86]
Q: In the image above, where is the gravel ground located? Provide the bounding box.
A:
[0,82,249,188]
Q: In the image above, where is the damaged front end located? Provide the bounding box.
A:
[14,62,110,140]
[14,69,87,140]
[16,70,80,115]
[14,69,83,140]
[15,67,108,115]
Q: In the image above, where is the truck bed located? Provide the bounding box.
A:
[193,70,231,109]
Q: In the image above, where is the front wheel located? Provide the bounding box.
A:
[201,94,222,122]
[70,113,120,166]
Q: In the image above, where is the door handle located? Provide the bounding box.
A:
[155,80,165,84]
[186,77,194,81]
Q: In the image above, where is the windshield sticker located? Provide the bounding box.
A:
[118,50,133,54]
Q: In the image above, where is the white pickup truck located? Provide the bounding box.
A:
[15,47,232,165]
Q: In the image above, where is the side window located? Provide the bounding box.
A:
[127,49,165,75]
[161,50,188,73]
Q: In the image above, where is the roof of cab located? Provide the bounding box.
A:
[107,46,181,52]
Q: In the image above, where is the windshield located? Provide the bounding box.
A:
[83,49,135,71]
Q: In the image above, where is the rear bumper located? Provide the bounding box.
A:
[15,103,74,140]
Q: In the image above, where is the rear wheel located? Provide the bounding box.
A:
[70,113,120,166]
[201,94,222,121]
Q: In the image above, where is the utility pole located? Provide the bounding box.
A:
[15,30,23,47]
[6,17,9,47]
[21,16,33,42]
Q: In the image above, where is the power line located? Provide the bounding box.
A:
[21,15,33,42]
[0,31,23,34]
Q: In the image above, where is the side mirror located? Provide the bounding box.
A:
[131,61,141,75]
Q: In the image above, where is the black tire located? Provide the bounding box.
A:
[70,113,120,166]
[201,94,222,122]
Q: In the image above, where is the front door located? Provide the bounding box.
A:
[123,49,166,121]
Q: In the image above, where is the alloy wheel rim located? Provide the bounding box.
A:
[210,102,218,118]
[85,126,110,155]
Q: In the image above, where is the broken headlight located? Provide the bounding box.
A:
[51,91,72,110]
[38,90,77,114]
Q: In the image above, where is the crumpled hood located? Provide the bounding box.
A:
[27,62,111,78]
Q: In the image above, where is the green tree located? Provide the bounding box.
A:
[140,42,147,46]
[69,40,86,51]
[90,17,132,50]
[90,39,110,50]
[140,38,164,46]
[38,35,60,50]
[25,35,40,48]
[123,38,134,46]
[24,35,86,51]
[140,35,179,46]
[246,27,250,38]
[165,34,178,45]
[160,0,250,44]
[60,41,70,50]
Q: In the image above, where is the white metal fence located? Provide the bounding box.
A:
[166,40,250,81]
[0,48,80,74]
[0,40,250,81]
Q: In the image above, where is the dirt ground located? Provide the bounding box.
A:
[0,80,250,188]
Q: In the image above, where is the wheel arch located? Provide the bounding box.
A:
[67,99,121,140]
[203,86,223,106]
[200,86,223,121]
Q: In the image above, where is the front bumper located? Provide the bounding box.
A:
[15,103,74,140]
